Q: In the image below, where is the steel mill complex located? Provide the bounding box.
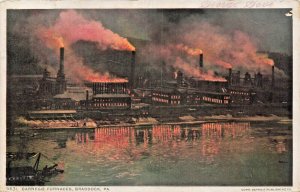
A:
[8,45,291,122]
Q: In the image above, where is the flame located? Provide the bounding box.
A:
[215,60,232,69]
[56,36,64,48]
[87,76,128,83]
[173,43,203,56]
[256,53,275,66]
[265,58,274,66]
[37,29,66,49]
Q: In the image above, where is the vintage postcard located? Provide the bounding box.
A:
[0,0,299,191]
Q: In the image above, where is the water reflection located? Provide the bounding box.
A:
[65,122,290,167]
[71,122,253,159]
[8,121,291,186]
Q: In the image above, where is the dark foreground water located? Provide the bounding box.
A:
[7,121,292,186]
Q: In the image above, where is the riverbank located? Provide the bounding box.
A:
[13,114,292,131]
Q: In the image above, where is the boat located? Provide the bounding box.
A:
[6,152,64,185]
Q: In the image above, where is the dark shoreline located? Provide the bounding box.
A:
[13,114,292,131]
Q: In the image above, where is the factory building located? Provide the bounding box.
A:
[229,88,256,104]
[150,53,231,106]
[38,47,67,96]
[89,82,131,110]
[151,87,230,106]
[53,87,93,110]
[38,69,57,96]
[152,87,183,105]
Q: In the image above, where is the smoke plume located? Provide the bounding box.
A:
[8,9,290,83]
[36,10,135,82]
[141,15,287,81]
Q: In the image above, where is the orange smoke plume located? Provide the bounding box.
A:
[174,57,226,82]
[36,10,135,82]
[38,10,135,51]
[58,50,128,83]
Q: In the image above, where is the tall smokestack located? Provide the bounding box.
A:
[56,47,66,94]
[271,65,275,88]
[228,68,232,85]
[130,51,136,88]
[59,47,64,74]
[199,53,203,68]
[86,90,89,109]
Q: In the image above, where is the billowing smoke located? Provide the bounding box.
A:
[143,43,227,81]
[36,10,135,82]
[8,9,290,82]
[140,13,287,80]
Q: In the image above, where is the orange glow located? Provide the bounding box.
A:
[87,76,128,83]
[173,43,203,56]
[36,10,136,83]
[173,57,227,82]
[56,36,64,48]
[215,60,232,69]
[265,58,275,66]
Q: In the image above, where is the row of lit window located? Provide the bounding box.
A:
[152,93,169,98]
[203,96,224,104]
[170,100,181,105]
[152,97,169,103]
[231,91,249,96]
[171,95,180,99]
[93,98,128,102]
[95,88,126,91]
[93,103,128,107]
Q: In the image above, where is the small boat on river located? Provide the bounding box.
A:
[6,152,64,185]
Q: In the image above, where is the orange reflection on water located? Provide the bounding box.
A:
[94,127,133,149]
[152,125,173,142]
[200,122,251,159]
[72,122,251,162]
[75,133,89,144]
[201,122,250,139]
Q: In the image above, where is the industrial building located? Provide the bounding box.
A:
[38,47,67,96]
[89,82,131,110]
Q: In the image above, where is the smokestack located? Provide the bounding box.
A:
[228,68,232,85]
[56,47,66,94]
[59,47,64,74]
[199,53,203,68]
[271,65,275,88]
[237,70,241,84]
[86,90,89,101]
[130,51,136,88]
[86,90,89,109]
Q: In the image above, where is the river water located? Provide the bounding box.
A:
[7,121,292,186]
